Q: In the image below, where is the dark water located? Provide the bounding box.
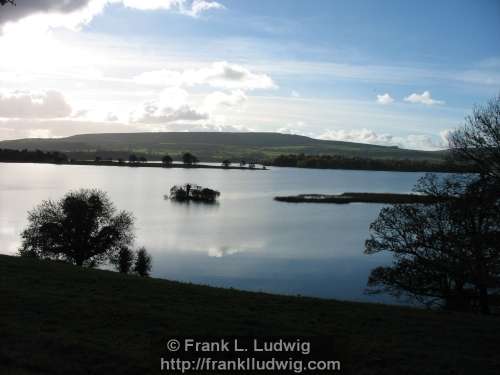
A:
[0,163,426,304]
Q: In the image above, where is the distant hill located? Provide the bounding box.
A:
[0,132,448,162]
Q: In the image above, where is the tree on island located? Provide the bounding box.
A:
[134,247,152,277]
[365,96,500,314]
[222,159,231,168]
[19,189,134,267]
[239,160,247,167]
[182,152,198,166]
[161,154,173,167]
[170,184,220,203]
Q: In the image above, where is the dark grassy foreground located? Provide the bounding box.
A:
[275,192,441,204]
[1,255,499,375]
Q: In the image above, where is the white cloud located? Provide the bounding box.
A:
[404,91,444,105]
[71,109,88,118]
[134,105,207,124]
[319,128,448,150]
[376,93,394,105]
[118,0,183,11]
[130,87,208,124]
[141,122,248,133]
[290,90,300,98]
[0,90,72,118]
[134,61,277,90]
[0,0,224,33]
[186,0,225,17]
[202,90,247,112]
[106,112,119,122]
[120,0,224,16]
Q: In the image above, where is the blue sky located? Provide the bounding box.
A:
[0,0,498,149]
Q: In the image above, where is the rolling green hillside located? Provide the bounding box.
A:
[0,132,448,162]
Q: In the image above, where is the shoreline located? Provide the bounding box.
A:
[0,160,268,170]
[275,192,441,204]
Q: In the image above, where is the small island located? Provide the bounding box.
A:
[169,183,221,203]
[275,192,441,204]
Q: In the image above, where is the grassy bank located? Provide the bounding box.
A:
[1,254,499,374]
[275,192,441,204]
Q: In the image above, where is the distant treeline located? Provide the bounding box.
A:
[267,154,476,173]
[0,149,68,164]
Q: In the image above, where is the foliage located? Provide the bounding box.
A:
[269,153,475,173]
[19,189,134,267]
[182,152,198,165]
[113,246,135,274]
[365,174,500,313]
[0,148,68,163]
[169,183,220,203]
[134,247,152,277]
[129,154,138,163]
[161,154,173,166]
[449,94,500,179]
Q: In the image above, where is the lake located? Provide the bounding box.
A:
[0,162,427,304]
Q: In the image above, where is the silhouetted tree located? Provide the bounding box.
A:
[267,153,474,173]
[222,159,231,168]
[134,247,152,277]
[161,154,173,167]
[19,189,134,267]
[182,152,198,166]
[365,174,500,313]
[129,154,138,164]
[114,246,135,274]
[169,184,220,203]
[0,1,16,6]
[0,149,68,164]
[449,94,500,179]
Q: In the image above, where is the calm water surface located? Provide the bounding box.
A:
[0,163,426,304]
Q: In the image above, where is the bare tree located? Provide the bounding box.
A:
[449,94,500,178]
[0,1,16,6]
[365,174,500,314]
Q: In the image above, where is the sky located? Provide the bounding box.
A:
[0,0,499,150]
